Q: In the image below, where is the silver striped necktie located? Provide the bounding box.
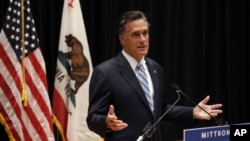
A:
[136,63,154,112]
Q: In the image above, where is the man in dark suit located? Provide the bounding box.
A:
[86,10,223,141]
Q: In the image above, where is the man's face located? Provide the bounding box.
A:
[119,19,149,61]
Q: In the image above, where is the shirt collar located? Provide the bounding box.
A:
[122,50,146,71]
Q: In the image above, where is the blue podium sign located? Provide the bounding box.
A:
[184,125,230,141]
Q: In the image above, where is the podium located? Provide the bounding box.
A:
[184,125,230,141]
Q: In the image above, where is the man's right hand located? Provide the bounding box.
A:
[106,105,128,131]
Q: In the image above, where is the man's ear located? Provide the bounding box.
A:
[119,34,125,46]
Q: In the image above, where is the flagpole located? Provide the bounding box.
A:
[21,0,28,107]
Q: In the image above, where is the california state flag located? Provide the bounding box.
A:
[52,0,99,140]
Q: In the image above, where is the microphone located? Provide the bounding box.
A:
[171,83,227,126]
[136,87,181,141]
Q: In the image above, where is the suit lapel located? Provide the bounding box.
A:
[146,58,160,117]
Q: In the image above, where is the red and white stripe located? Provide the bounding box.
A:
[0,30,54,141]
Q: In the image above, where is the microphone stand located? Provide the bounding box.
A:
[136,91,181,141]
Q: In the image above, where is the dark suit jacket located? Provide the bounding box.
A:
[87,52,194,141]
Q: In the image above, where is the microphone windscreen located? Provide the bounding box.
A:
[171,83,181,90]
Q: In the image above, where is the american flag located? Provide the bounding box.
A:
[0,0,55,141]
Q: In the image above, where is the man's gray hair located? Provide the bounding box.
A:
[118,11,149,34]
